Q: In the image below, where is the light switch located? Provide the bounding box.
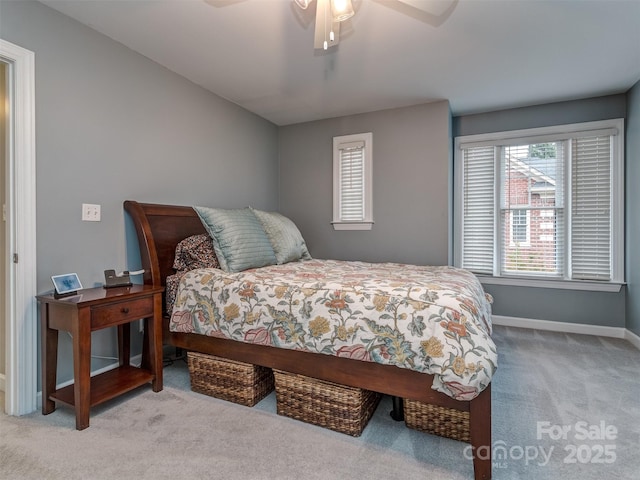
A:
[82,203,101,222]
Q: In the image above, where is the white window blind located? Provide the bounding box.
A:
[455,119,623,287]
[571,135,611,281]
[462,146,494,274]
[339,141,365,221]
[333,132,373,230]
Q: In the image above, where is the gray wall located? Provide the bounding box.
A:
[0,1,279,382]
[626,80,640,336]
[453,95,628,136]
[279,101,451,266]
[454,95,627,327]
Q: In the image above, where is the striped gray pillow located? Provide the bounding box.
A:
[194,206,276,273]
[251,208,312,265]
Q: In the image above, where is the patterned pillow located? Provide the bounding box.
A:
[172,234,219,272]
[165,272,184,315]
[194,206,277,273]
[166,234,220,313]
[251,208,312,264]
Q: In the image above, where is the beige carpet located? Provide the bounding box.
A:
[0,326,639,479]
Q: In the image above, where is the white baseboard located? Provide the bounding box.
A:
[625,329,640,350]
[36,354,143,409]
[492,315,628,340]
[0,373,5,392]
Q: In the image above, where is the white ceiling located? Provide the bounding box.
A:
[40,0,640,126]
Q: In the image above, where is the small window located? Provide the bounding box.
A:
[332,132,373,230]
[510,209,530,245]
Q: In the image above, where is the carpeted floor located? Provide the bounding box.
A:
[0,325,638,479]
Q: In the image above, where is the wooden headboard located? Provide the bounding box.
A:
[124,200,206,287]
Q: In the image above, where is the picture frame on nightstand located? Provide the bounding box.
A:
[51,273,83,298]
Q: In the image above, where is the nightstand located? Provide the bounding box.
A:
[37,284,164,430]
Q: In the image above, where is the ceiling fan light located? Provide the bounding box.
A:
[331,0,354,22]
[294,0,313,10]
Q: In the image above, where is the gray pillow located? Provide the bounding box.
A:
[194,206,276,273]
[251,208,312,264]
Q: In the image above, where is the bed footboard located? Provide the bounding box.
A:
[470,385,492,480]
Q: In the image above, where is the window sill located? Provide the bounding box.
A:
[332,221,374,231]
[476,275,624,293]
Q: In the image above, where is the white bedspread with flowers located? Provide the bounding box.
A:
[170,259,497,401]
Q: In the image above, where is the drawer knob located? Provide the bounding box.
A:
[121,307,130,314]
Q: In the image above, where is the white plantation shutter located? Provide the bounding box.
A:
[339,141,365,221]
[571,135,611,280]
[462,146,495,274]
[333,132,373,230]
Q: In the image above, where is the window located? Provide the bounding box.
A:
[332,132,373,230]
[454,119,624,291]
[510,209,530,246]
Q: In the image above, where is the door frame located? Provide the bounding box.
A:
[1,39,37,415]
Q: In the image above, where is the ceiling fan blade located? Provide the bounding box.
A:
[294,0,314,9]
[395,0,456,17]
[314,0,341,49]
[202,0,247,7]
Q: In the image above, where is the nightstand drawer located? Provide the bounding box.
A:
[91,297,154,328]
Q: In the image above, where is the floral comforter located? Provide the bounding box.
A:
[170,259,497,401]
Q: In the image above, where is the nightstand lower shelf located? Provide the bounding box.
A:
[50,365,154,408]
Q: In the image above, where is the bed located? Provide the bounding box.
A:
[125,200,495,480]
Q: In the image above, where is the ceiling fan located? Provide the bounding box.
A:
[294,0,353,50]
[206,0,456,51]
[293,0,456,50]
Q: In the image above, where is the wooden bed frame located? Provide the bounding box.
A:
[124,200,492,480]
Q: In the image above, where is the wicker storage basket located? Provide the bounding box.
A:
[187,352,274,407]
[273,370,381,437]
[403,398,470,442]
